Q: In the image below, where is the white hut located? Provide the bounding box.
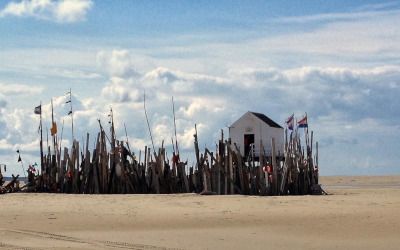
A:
[229,111,284,159]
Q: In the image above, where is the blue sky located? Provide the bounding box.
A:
[0,0,399,176]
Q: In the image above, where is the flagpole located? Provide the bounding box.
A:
[40,101,44,174]
[70,88,74,142]
[51,99,56,156]
[17,150,26,178]
[59,119,64,152]
[304,113,308,152]
[172,96,179,156]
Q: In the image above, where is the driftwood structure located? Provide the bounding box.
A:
[23,116,321,195]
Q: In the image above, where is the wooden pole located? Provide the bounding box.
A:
[228,139,234,194]
[259,139,266,195]
[51,99,56,156]
[271,137,278,195]
[84,133,90,190]
[172,96,179,156]
[224,140,228,195]
[39,101,44,175]
[124,123,132,155]
[193,124,204,192]
[232,143,245,194]
[316,141,319,184]
[143,92,156,155]
[68,88,74,142]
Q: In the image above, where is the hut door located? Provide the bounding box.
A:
[244,134,254,157]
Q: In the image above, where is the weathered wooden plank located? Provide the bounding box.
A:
[271,137,278,195]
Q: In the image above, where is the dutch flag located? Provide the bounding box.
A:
[297,114,308,128]
[286,114,294,130]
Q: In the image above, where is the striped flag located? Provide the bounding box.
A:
[285,114,294,130]
[297,114,308,128]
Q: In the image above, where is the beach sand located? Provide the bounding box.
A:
[1,176,399,249]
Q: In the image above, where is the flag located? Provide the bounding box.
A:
[50,122,57,136]
[17,155,21,162]
[68,110,72,115]
[28,165,36,173]
[297,114,308,128]
[34,105,41,115]
[65,100,71,104]
[285,114,294,130]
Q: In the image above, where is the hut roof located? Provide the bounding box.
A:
[250,112,283,129]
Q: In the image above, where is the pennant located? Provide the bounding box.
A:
[34,105,41,115]
[285,114,294,130]
[17,155,21,162]
[68,110,72,115]
[297,114,308,128]
[50,122,57,136]
[65,100,71,104]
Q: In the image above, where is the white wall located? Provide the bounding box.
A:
[229,112,284,157]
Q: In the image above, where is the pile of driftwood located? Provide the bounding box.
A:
[6,93,323,196]
[192,126,322,196]
[25,118,322,195]
[0,171,21,194]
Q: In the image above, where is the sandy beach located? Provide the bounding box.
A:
[1,175,399,250]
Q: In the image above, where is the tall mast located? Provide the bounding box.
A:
[143,92,156,155]
[66,88,74,142]
[39,101,44,173]
[109,107,116,149]
[172,96,179,156]
[51,99,56,155]
[70,88,74,141]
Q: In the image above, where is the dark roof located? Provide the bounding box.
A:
[250,112,283,128]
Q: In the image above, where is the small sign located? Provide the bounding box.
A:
[245,127,253,132]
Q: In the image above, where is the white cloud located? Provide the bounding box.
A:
[97,50,143,103]
[127,7,399,72]
[97,50,139,78]
[0,0,93,23]
[259,10,400,59]
[0,94,7,108]
[0,82,44,96]
[275,9,400,24]
[180,97,226,119]
[0,0,52,17]
[54,0,92,22]
[49,68,101,79]
[101,77,142,103]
